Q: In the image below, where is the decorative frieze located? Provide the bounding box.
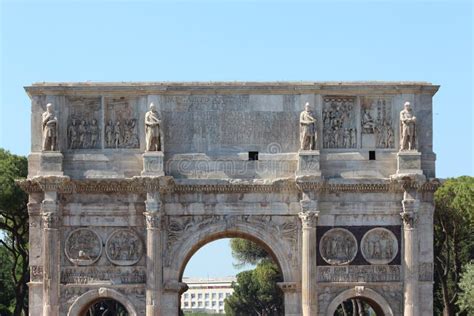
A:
[66,97,101,150]
[317,265,401,282]
[61,267,146,284]
[104,97,139,149]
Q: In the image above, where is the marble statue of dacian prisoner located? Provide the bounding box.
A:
[42,103,58,151]
[400,101,417,151]
[145,102,162,151]
[299,102,318,150]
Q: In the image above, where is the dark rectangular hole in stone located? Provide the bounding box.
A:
[369,150,376,160]
[249,151,259,161]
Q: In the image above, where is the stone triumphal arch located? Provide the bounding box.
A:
[19,82,439,316]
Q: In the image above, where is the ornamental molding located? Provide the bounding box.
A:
[16,177,441,194]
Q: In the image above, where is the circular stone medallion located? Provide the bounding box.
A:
[361,228,398,265]
[319,228,358,265]
[105,229,144,266]
[65,228,102,266]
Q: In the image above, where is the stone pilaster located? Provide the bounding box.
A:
[277,282,300,316]
[145,192,163,316]
[401,192,420,316]
[298,199,319,316]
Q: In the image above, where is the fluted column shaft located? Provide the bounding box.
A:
[401,193,419,316]
[145,192,163,316]
[41,191,60,316]
[299,200,319,316]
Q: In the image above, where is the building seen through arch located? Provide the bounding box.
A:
[19,82,439,315]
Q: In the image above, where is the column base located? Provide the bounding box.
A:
[296,150,321,179]
[142,152,165,176]
[38,152,63,176]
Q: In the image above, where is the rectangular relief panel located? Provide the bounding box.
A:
[104,97,140,149]
[360,96,395,149]
[322,96,357,149]
[66,97,102,150]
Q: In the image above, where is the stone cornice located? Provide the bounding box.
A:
[25,81,440,97]
[17,177,441,194]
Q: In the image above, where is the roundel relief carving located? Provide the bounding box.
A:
[65,228,102,266]
[105,229,143,266]
[361,228,398,265]
[319,228,357,265]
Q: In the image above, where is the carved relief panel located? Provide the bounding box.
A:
[361,228,398,264]
[65,228,103,265]
[105,229,144,266]
[104,97,140,149]
[360,96,394,148]
[319,228,358,265]
[66,97,102,150]
[322,96,357,149]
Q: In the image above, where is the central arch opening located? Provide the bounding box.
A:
[82,298,129,316]
[178,233,285,315]
[334,297,385,316]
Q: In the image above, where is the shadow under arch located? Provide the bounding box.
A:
[67,287,138,316]
[170,221,297,283]
[326,287,394,316]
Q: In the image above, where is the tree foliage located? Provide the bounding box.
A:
[434,176,474,316]
[225,259,283,316]
[457,262,474,316]
[0,149,29,316]
[226,239,283,315]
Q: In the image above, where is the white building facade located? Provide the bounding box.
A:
[181,277,236,314]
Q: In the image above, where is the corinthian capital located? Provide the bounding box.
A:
[144,212,161,229]
[400,210,418,229]
[298,211,319,228]
[42,212,60,229]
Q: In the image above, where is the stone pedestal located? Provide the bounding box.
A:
[298,201,319,316]
[396,151,422,175]
[39,152,63,176]
[296,150,321,178]
[142,152,164,176]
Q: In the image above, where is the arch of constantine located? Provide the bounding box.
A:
[18,82,440,315]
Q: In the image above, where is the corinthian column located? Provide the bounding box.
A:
[145,192,163,316]
[298,199,319,316]
[38,176,67,316]
[401,192,419,316]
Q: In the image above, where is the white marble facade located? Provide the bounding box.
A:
[20,82,440,316]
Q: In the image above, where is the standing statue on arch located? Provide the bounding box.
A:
[145,102,162,151]
[42,103,58,151]
[300,102,318,150]
[399,101,417,151]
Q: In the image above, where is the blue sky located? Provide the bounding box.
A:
[1,0,472,278]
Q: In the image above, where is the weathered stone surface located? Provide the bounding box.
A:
[21,82,439,316]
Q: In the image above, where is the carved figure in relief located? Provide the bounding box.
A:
[41,103,58,151]
[114,121,122,148]
[105,229,143,265]
[362,109,376,133]
[68,119,78,149]
[89,119,99,147]
[400,101,417,150]
[105,120,114,147]
[78,120,87,148]
[65,229,102,265]
[145,102,162,151]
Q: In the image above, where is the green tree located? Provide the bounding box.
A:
[0,149,29,316]
[434,176,474,316]
[457,262,474,316]
[225,239,283,316]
